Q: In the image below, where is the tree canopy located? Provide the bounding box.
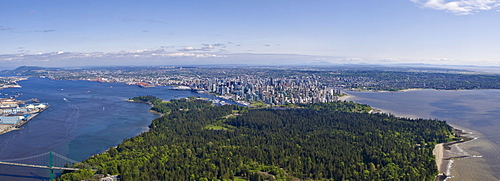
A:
[59,97,452,181]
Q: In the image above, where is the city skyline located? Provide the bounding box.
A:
[1,0,500,68]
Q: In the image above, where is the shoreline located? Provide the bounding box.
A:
[434,143,446,181]
[342,92,481,181]
[0,105,50,136]
[375,88,424,93]
[0,125,18,135]
[337,94,351,101]
[434,129,477,181]
[347,88,425,93]
[126,99,164,116]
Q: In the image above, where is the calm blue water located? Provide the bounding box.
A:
[6,79,499,180]
[0,78,213,180]
[345,89,500,179]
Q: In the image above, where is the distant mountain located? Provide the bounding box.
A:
[0,66,62,76]
[13,66,46,71]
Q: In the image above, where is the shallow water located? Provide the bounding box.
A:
[344,89,500,180]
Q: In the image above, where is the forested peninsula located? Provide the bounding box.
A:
[59,96,453,181]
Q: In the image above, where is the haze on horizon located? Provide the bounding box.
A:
[1,0,500,69]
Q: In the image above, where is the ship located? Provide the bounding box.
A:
[170,86,192,90]
[135,82,155,88]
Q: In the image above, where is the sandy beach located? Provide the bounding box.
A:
[432,129,480,181]
[343,92,500,181]
[343,93,453,179]
[397,88,423,92]
[348,88,424,93]
[433,143,444,174]
[337,94,351,101]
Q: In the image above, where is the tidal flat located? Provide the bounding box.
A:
[344,89,500,180]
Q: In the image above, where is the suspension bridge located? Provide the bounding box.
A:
[0,151,96,179]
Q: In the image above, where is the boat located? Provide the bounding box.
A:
[170,86,191,90]
[137,82,155,88]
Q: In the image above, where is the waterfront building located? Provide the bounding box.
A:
[0,116,23,125]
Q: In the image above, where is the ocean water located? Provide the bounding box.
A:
[0,78,211,180]
[344,89,500,180]
[4,78,499,180]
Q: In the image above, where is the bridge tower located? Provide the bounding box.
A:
[0,150,95,180]
[49,151,54,180]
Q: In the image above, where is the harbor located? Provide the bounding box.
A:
[0,97,49,135]
[0,77,204,180]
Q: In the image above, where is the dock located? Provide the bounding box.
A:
[0,98,50,135]
[16,105,50,128]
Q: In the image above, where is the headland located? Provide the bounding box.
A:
[342,91,499,181]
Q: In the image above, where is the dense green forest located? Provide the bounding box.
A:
[59,97,452,181]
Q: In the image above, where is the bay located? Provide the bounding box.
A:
[6,78,499,180]
[344,89,500,180]
[0,78,211,180]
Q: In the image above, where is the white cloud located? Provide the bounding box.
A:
[0,49,226,64]
[381,58,401,62]
[178,47,197,51]
[178,44,222,51]
[201,44,214,50]
[411,0,500,15]
[339,57,363,62]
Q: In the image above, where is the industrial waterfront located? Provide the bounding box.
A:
[0,97,50,135]
[2,77,500,180]
[0,78,210,180]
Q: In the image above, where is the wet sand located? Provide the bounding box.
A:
[433,143,444,174]
[344,93,499,181]
[443,127,498,181]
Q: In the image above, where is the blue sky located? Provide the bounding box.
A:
[1,0,500,67]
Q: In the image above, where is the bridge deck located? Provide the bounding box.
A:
[0,161,95,171]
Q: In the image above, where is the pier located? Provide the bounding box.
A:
[0,97,50,135]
